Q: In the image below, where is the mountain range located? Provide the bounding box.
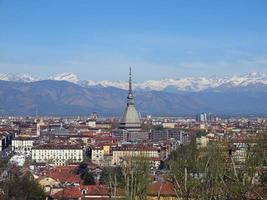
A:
[0,72,267,116]
[1,72,267,92]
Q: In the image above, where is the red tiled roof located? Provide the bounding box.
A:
[52,186,81,199]
[112,145,159,152]
[46,165,81,183]
[51,185,124,199]
[32,144,82,150]
[148,181,176,197]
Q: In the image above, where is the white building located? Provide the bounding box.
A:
[86,120,96,128]
[32,144,83,166]
[162,122,176,129]
[12,137,35,154]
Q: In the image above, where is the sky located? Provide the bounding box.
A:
[1,0,267,81]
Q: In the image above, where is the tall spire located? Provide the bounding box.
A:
[127,67,134,105]
[129,67,132,93]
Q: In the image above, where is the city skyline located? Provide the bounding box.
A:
[1,1,267,200]
[1,0,267,81]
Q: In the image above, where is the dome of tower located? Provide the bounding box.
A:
[120,104,141,128]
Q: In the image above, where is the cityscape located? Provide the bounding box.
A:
[1,1,267,200]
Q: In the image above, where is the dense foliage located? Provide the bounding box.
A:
[168,133,267,200]
[83,171,95,185]
[0,171,46,200]
[100,157,150,200]
[74,162,96,185]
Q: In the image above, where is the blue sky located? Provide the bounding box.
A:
[1,0,267,81]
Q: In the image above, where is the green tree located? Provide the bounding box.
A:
[198,143,230,199]
[168,140,202,200]
[83,171,95,185]
[74,162,88,179]
[168,134,267,200]
[0,158,8,173]
[3,171,46,200]
[122,156,150,200]
[99,166,125,187]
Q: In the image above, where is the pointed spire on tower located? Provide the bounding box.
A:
[129,67,132,93]
[127,67,134,105]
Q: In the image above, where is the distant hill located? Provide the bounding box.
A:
[0,80,267,116]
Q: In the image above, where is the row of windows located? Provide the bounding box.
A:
[34,159,83,166]
[33,155,82,159]
[36,158,82,162]
[114,151,158,156]
[33,150,82,153]
[33,152,81,155]
[32,151,81,154]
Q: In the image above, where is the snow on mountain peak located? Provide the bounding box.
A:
[0,73,38,82]
[1,72,267,91]
[51,73,80,84]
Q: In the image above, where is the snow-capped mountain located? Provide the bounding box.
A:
[83,72,267,92]
[224,72,267,87]
[49,73,80,84]
[0,73,38,82]
[1,72,267,92]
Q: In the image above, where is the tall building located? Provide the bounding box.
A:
[119,68,141,132]
[196,112,214,123]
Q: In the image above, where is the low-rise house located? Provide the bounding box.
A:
[37,165,81,193]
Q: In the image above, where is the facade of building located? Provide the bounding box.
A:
[196,112,214,123]
[12,137,35,154]
[0,131,13,152]
[162,122,176,129]
[90,145,104,166]
[112,145,159,165]
[0,131,13,158]
[32,144,83,166]
[127,131,149,141]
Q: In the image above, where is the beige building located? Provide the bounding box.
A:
[32,144,83,166]
[162,122,176,129]
[90,145,104,166]
[112,145,159,165]
[196,136,209,148]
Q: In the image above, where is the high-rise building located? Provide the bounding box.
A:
[196,112,214,123]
